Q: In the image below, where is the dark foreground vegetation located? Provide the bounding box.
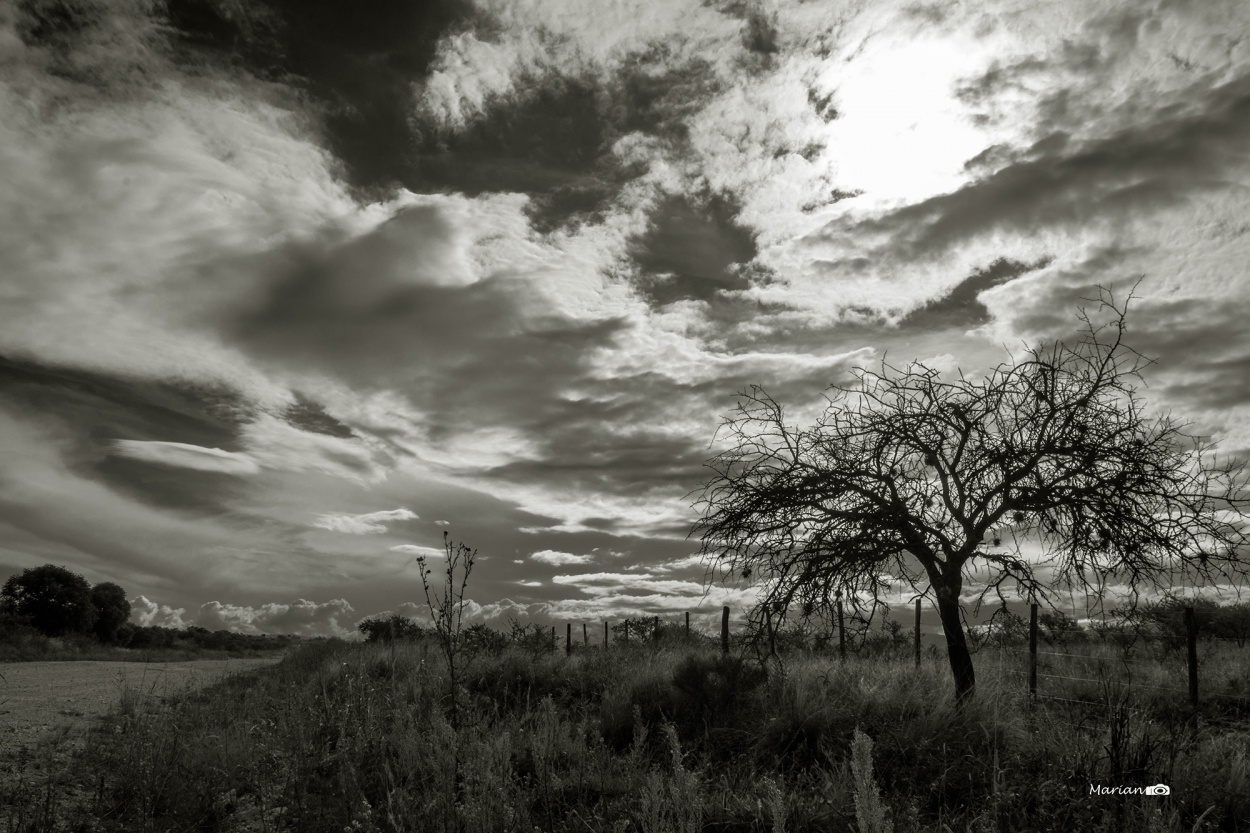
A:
[5,619,1249,833]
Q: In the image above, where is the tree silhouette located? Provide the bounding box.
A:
[91,582,131,643]
[2,564,96,637]
[694,290,1249,702]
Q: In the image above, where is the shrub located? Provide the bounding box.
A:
[463,622,509,657]
[671,653,766,736]
[358,613,426,643]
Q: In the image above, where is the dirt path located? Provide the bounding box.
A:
[0,657,281,753]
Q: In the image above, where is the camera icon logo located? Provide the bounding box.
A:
[1144,784,1171,796]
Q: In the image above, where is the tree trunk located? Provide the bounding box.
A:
[935,581,976,704]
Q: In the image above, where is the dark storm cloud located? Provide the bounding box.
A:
[0,355,250,513]
[412,46,725,232]
[629,195,760,306]
[839,71,1250,262]
[987,248,1138,338]
[986,263,1250,450]
[156,0,735,234]
[522,50,724,232]
[282,394,356,439]
[1101,297,1250,416]
[226,204,627,436]
[477,352,867,534]
[166,0,733,229]
[899,257,1052,331]
[414,70,612,200]
[163,0,478,192]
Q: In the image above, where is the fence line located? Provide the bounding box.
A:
[518,601,1238,711]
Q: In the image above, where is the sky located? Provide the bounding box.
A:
[3,0,1250,638]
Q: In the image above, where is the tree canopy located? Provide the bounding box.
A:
[694,291,1250,701]
[2,565,134,643]
[91,581,132,643]
[2,564,97,637]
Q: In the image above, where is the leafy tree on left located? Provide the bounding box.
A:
[1,565,131,641]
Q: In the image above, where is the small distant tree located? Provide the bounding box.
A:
[462,622,508,656]
[695,291,1250,703]
[1,565,96,637]
[508,619,553,658]
[91,582,131,643]
[358,614,425,644]
[1210,601,1250,647]
[1037,610,1085,645]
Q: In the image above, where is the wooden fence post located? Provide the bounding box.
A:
[721,606,730,655]
[551,625,556,654]
[767,608,776,658]
[1028,603,1038,703]
[583,622,588,646]
[654,615,660,644]
[1186,606,1199,709]
[837,598,846,660]
[566,623,572,656]
[604,621,609,649]
[914,598,922,668]
[685,611,690,640]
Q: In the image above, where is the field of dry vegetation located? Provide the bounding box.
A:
[3,624,1249,833]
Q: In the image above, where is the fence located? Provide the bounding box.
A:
[545,599,929,666]
[996,603,1250,713]
[541,601,1244,711]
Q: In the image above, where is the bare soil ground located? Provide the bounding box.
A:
[0,657,281,789]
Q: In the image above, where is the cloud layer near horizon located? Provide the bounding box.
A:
[4,0,1250,628]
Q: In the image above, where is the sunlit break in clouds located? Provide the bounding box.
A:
[4,0,1250,636]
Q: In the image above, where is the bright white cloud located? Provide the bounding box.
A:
[194,598,356,637]
[113,440,261,475]
[129,595,189,629]
[551,571,708,597]
[652,553,710,573]
[530,550,594,566]
[241,415,388,484]
[390,544,445,558]
[314,508,419,535]
[817,32,995,205]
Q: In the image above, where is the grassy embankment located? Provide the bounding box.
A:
[4,634,1249,833]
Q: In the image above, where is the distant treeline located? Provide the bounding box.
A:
[122,624,300,653]
[0,563,300,660]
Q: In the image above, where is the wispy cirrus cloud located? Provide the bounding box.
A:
[314,509,419,535]
[113,441,261,476]
[390,544,445,559]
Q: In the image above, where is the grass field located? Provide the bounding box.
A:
[3,635,1248,833]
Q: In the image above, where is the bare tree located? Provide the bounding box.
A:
[693,290,1249,702]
